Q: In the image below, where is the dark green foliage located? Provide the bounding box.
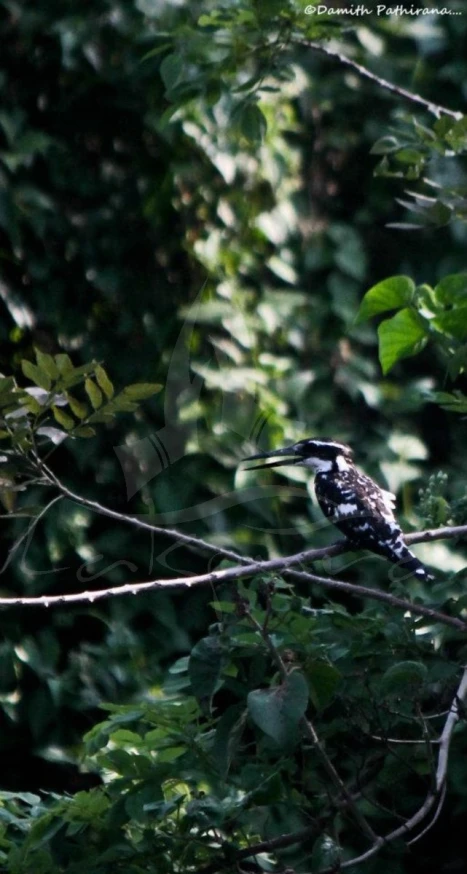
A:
[372,115,467,228]
[0,584,464,872]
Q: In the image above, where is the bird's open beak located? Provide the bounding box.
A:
[242,444,301,471]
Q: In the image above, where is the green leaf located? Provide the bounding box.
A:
[307,660,341,710]
[447,345,467,379]
[434,273,467,304]
[58,362,96,389]
[84,378,103,410]
[21,360,51,391]
[434,116,455,137]
[432,306,467,340]
[426,391,467,413]
[52,406,75,430]
[65,788,110,822]
[377,308,427,374]
[123,383,162,400]
[21,394,43,415]
[35,349,59,380]
[445,116,467,151]
[356,276,415,323]
[424,201,452,226]
[72,425,96,438]
[108,729,144,747]
[141,42,173,61]
[394,147,425,165]
[413,119,437,142]
[188,636,225,707]
[0,377,15,393]
[381,660,428,695]
[212,704,247,776]
[198,12,222,26]
[247,671,309,747]
[370,135,402,155]
[156,746,187,763]
[95,364,114,399]
[66,394,89,419]
[54,354,73,374]
[233,103,267,145]
[160,52,184,93]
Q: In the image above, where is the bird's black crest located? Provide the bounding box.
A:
[294,439,354,461]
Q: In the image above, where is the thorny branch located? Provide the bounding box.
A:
[0,489,466,635]
[299,38,463,121]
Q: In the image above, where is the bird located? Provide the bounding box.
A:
[243,437,433,582]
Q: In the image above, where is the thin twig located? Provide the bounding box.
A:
[298,38,463,121]
[283,566,467,633]
[245,607,379,843]
[406,525,467,545]
[370,736,440,745]
[317,665,467,872]
[301,716,379,842]
[198,826,318,874]
[40,464,246,564]
[0,494,63,574]
[406,783,446,847]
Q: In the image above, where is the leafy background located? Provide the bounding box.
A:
[0,0,467,871]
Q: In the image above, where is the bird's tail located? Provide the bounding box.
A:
[395,548,433,582]
[378,538,434,582]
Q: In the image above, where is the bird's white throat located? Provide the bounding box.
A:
[300,454,351,474]
[301,457,333,473]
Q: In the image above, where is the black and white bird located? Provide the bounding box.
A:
[243,438,433,582]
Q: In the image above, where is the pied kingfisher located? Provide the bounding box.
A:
[244,438,432,581]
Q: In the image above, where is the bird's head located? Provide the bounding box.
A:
[243,438,354,474]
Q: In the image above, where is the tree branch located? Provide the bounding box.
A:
[317,664,467,872]
[0,524,466,635]
[40,465,246,565]
[198,621,467,874]
[200,660,467,874]
[298,38,463,121]
[283,566,467,633]
[41,466,467,572]
[198,825,319,874]
[4,469,465,871]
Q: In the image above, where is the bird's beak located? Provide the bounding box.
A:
[242,444,301,471]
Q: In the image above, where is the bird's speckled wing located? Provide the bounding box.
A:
[314,466,433,580]
[316,467,395,521]
[314,467,401,550]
